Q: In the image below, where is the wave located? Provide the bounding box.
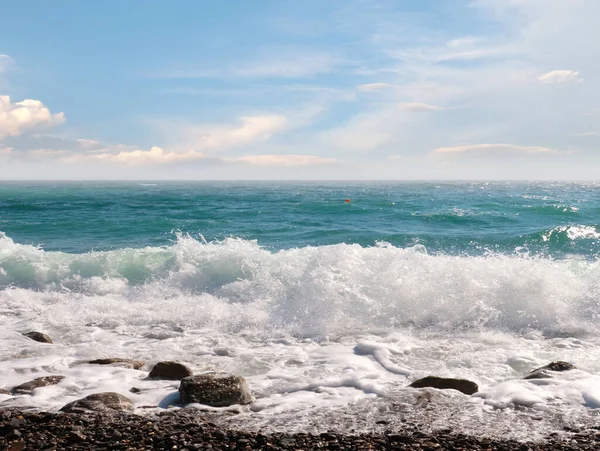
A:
[515,225,600,249]
[1,231,600,336]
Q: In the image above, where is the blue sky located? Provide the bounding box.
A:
[0,0,599,179]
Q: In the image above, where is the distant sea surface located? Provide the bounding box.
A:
[1,181,599,256]
[2,181,600,438]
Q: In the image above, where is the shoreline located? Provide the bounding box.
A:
[2,409,600,451]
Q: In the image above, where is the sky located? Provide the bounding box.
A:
[0,0,599,180]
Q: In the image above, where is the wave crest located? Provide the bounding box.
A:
[1,232,599,335]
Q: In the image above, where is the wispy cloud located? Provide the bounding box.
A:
[357,83,394,92]
[64,146,207,165]
[187,115,288,151]
[432,143,558,157]
[0,55,15,74]
[399,102,442,112]
[226,154,336,167]
[155,52,338,80]
[539,70,583,84]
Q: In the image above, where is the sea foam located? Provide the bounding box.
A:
[1,231,598,335]
[2,231,600,438]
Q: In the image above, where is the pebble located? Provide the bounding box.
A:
[1,408,599,450]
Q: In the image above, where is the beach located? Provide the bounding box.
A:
[4,408,600,450]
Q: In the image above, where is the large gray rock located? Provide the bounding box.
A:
[148,361,193,380]
[12,376,65,395]
[86,358,144,370]
[60,392,133,413]
[179,374,254,407]
[409,376,479,395]
[22,332,53,344]
[524,361,576,380]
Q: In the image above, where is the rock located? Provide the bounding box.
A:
[7,440,25,451]
[525,361,576,380]
[86,358,144,370]
[148,361,193,380]
[0,388,10,395]
[12,376,65,395]
[179,374,254,407]
[129,387,141,394]
[59,392,134,413]
[22,332,52,344]
[409,376,479,395]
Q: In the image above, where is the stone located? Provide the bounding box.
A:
[0,388,10,395]
[525,361,576,380]
[148,361,193,380]
[409,376,479,395]
[86,358,144,370]
[12,376,65,395]
[179,374,254,407]
[59,392,134,413]
[22,332,52,344]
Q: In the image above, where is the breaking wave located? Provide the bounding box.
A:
[1,231,600,337]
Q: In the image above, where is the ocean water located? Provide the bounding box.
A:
[2,181,600,439]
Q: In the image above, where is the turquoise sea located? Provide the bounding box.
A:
[1,181,599,257]
[2,181,600,437]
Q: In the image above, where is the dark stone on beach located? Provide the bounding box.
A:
[129,387,141,394]
[148,361,193,380]
[179,374,254,407]
[12,376,65,395]
[22,332,52,344]
[59,392,134,413]
[525,361,576,380]
[86,358,144,370]
[409,376,479,395]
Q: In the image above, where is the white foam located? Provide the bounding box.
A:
[2,232,600,438]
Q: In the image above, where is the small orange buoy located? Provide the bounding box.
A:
[345,199,351,203]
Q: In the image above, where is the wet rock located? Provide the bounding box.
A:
[525,361,576,380]
[409,376,479,395]
[86,358,144,369]
[59,392,134,413]
[22,332,52,344]
[148,361,193,380]
[179,374,254,407]
[0,388,10,395]
[12,376,65,395]
[129,387,142,394]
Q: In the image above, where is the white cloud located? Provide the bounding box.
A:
[64,146,207,165]
[228,154,335,167]
[235,54,335,78]
[432,143,558,156]
[189,115,288,151]
[77,138,102,148]
[538,70,583,84]
[156,52,337,79]
[399,102,442,112]
[0,96,65,140]
[357,83,394,91]
[0,55,15,73]
[577,131,597,137]
[0,147,13,157]
[57,146,335,168]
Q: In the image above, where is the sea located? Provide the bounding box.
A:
[2,181,600,440]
